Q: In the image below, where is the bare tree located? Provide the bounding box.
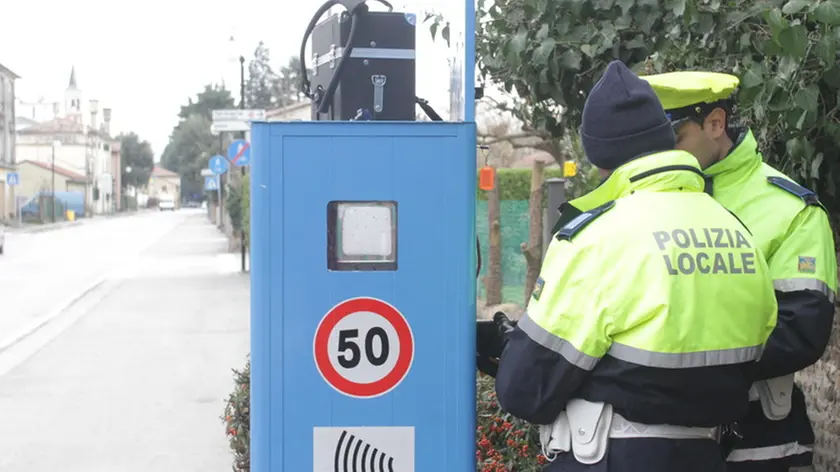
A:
[476,96,568,166]
[484,170,502,306]
[521,160,545,301]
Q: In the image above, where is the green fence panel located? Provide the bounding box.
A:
[476,200,531,306]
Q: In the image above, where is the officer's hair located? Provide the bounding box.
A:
[697,99,740,141]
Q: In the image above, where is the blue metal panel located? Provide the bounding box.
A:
[250,121,477,472]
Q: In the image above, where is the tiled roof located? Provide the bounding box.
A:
[0,63,19,79]
[17,117,84,135]
[152,166,178,178]
[19,160,89,182]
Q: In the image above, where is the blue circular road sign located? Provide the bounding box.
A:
[209,155,229,175]
[228,139,251,167]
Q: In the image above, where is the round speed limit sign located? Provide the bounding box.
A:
[313,297,415,398]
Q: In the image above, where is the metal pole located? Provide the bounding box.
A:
[51,145,56,223]
[240,55,247,273]
[218,135,225,229]
[542,178,566,260]
[216,174,224,227]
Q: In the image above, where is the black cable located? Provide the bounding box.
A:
[299,0,392,115]
[299,0,337,101]
[476,237,481,279]
[317,3,367,114]
[297,0,397,118]
[415,97,443,121]
[415,96,482,279]
[368,0,393,9]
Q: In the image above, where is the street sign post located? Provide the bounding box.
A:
[204,176,219,191]
[212,109,266,122]
[6,173,19,186]
[209,155,229,175]
[250,121,476,471]
[212,122,251,133]
[212,109,266,134]
[227,139,251,167]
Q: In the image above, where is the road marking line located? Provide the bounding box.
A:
[0,277,106,354]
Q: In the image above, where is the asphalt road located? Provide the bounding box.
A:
[0,210,249,471]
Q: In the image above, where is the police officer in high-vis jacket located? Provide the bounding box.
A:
[640,71,838,472]
[493,60,778,472]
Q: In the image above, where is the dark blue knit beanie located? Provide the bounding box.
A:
[580,61,676,170]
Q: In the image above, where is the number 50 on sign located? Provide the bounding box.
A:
[313,297,415,398]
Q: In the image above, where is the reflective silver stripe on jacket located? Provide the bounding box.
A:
[607,343,763,369]
[774,277,836,303]
[727,442,813,462]
[518,313,763,370]
[518,314,600,370]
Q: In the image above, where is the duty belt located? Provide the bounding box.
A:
[610,412,720,440]
[747,374,795,421]
[540,399,720,465]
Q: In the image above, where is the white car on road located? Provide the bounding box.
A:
[159,197,176,211]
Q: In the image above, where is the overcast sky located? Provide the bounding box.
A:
[2,0,469,159]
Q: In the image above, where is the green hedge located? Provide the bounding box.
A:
[242,173,250,247]
[477,168,565,200]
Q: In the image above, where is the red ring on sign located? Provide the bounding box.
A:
[313,297,414,398]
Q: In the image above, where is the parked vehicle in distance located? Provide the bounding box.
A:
[159,196,176,211]
[0,223,5,255]
[20,191,85,219]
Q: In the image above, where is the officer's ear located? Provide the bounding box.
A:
[702,108,727,139]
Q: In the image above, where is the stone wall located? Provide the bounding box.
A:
[798,305,840,472]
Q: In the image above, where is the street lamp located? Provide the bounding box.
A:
[51,140,61,222]
[228,34,249,272]
[124,166,133,211]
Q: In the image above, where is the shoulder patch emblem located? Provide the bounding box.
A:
[556,200,616,241]
[767,176,820,206]
[798,256,816,274]
[532,277,546,301]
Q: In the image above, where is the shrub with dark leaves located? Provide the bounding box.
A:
[222,356,250,472]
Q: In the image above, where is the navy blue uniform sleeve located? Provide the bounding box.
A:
[494,322,592,425]
[493,237,611,425]
[755,206,837,380]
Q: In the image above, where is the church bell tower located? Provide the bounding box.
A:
[64,66,83,124]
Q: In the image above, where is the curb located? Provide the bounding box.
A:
[0,277,106,354]
[17,221,84,234]
[9,210,155,234]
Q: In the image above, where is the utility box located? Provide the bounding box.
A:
[249,121,476,471]
[310,11,417,121]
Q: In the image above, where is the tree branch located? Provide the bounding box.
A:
[478,132,543,145]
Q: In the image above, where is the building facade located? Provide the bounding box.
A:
[17,160,88,198]
[14,67,120,216]
[147,166,181,205]
[0,62,19,221]
[0,63,18,168]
